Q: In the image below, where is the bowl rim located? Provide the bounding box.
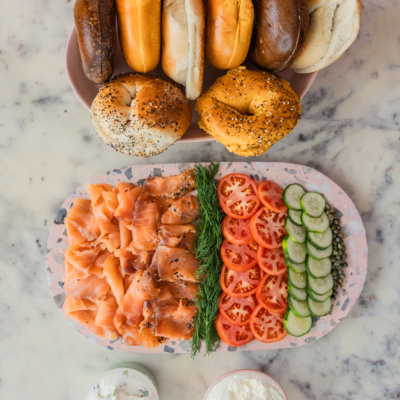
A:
[203,369,288,400]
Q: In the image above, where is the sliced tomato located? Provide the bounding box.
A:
[215,312,254,347]
[257,246,287,276]
[250,207,287,249]
[222,216,252,245]
[221,264,264,297]
[218,292,258,326]
[256,273,288,313]
[220,238,258,272]
[258,181,288,213]
[249,305,287,343]
[217,174,260,220]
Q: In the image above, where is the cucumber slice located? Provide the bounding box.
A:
[289,283,307,301]
[285,218,306,244]
[300,192,326,217]
[307,297,332,317]
[284,309,313,337]
[288,269,307,289]
[307,274,333,295]
[288,295,311,318]
[307,228,333,250]
[282,184,306,210]
[301,212,330,233]
[306,256,332,278]
[306,241,333,260]
[286,259,306,273]
[282,236,306,264]
[288,209,303,226]
[307,288,333,303]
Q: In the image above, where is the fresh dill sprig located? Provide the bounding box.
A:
[191,162,225,357]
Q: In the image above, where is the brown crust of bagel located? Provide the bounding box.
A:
[195,67,301,156]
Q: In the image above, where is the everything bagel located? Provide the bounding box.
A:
[195,67,301,156]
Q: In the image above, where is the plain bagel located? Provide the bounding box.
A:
[91,74,192,157]
[291,0,364,73]
[195,67,301,157]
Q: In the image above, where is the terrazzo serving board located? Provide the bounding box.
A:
[46,162,368,353]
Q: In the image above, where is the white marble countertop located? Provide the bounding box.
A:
[1,0,400,399]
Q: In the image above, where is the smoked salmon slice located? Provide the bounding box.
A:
[103,254,125,305]
[102,190,119,214]
[66,198,99,242]
[64,274,110,304]
[152,246,200,283]
[161,196,200,225]
[95,296,119,339]
[130,192,161,251]
[177,231,195,252]
[160,281,199,301]
[87,184,115,222]
[159,224,196,247]
[65,242,101,277]
[94,221,121,252]
[143,170,196,199]
[64,294,98,313]
[115,186,142,224]
[67,310,108,338]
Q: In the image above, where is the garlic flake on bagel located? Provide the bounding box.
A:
[91,73,192,158]
[195,67,301,157]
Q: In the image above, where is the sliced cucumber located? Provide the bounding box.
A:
[286,259,306,273]
[301,212,330,233]
[289,283,307,301]
[307,297,332,317]
[288,269,307,289]
[307,274,333,295]
[284,309,313,337]
[308,288,333,303]
[282,184,306,211]
[307,228,333,250]
[285,218,306,244]
[288,209,303,226]
[282,236,306,264]
[306,256,332,278]
[306,241,333,260]
[300,192,326,217]
[288,295,311,318]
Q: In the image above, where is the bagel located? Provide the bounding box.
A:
[91,73,192,158]
[195,67,301,157]
[291,0,364,73]
[205,0,254,70]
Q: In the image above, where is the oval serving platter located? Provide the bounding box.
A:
[65,28,318,143]
[46,162,367,353]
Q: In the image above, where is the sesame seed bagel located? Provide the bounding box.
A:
[195,67,301,156]
[91,73,192,157]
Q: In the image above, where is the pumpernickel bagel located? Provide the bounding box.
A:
[195,67,301,157]
[91,74,192,158]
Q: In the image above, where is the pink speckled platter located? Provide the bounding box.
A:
[46,162,368,353]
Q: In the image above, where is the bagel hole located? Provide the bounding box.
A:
[121,83,137,107]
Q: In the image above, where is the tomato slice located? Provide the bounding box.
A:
[258,181,288,213]
[222,216,252,245]
[256,273,288,313]
[215,312,254,347]
[221,264,264,297]
[257,246,287,276]
[220,238,258,272]
[218,292,258,326]
[217,174,260,220]
[249,305,287,343]
[250,207,287,249]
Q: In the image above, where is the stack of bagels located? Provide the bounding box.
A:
[74,0,363,157]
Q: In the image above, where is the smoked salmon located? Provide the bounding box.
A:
[63,171,200,348]
[143,169,196,199]
[161,196,200,225]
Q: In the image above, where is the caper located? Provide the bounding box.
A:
[342,254,348,260]
[329,208,336,214]
[338,250,343,256]
[333,249,338,255]
[334,219,340,225]
[342,245,346,251]
[335,237,341,242]
[340,273,345,279]
[331,296,336,301]
[343,262,348,268]
[336,254,341,260]
[337,243,342,250]
[337,283,343,289]
[330,256,336,262]
[333,289,339,295]
[333,229,339,234]
[332,270,338,275]
[334,261,340,267]
[326,203,330,210]
[336,225,342,231]
[329,214,335,220]
[338,233,344,238]
[339,278,343,283]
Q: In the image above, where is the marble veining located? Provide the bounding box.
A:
[0,0,400,399]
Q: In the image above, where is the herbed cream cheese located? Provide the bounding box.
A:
[206,372,286,400]
[87,367,159,400]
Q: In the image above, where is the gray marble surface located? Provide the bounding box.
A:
[1,0,399,399]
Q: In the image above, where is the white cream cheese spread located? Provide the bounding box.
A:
[206,371,286,400]
[87,367,159,400]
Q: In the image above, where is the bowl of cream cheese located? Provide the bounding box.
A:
[86,362,159,400]
[204,369,288,400]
